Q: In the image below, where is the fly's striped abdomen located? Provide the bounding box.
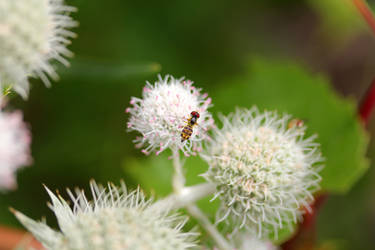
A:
[181,125,193,142]
[180,111,200,142]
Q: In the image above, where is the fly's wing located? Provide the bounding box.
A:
[194,121,212,142]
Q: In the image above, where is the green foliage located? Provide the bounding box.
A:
[317,157,375,250]
[308,0,366,43]
[212,58,369,194]
[123,153,220,216]
[123,156,173,197]
[58,58,161,82]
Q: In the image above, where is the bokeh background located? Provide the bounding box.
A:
[1,0,375,249]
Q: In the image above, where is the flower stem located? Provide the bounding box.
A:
[186,204,232,250]
[156,183,216,209]
[172,148,185,192]
[170,149,232,250]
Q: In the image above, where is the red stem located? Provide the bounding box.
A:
[354,0,375,123]
[281,193,328,250]
[359,78,375,125]
[353,0,375,34]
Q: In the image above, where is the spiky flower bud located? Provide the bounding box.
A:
[202,107,323,237]
[13,181,197,250]
[126,75,214,156]
[0,99,31,190]
[0,0,77,98]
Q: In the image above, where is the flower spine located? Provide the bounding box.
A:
[0,99,31,190]
[126,75,214,156]
[202,107,323,238]
[12,181,198,250]
[0,0,77,98]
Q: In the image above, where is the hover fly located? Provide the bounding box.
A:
[180,111,200,142]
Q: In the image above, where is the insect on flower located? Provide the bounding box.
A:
[288,119,304,129]
[181,111,200,142]
[127,75,213,156]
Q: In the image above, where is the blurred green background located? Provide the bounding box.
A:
[1,0,375,249]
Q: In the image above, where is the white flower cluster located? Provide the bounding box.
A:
[202,107,323,237]
[13,181,198,250]
[0,0,77,98]
[238,234,279,250]
[0,100,31,190]
[127,75,214,156]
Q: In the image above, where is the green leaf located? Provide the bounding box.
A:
[212,58,369,194]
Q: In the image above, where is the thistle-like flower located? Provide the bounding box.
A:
[0,0,77,98]
[12,181,198,250]
[0,100,31,190]
[126,75,214,156]
[202,107,323,237]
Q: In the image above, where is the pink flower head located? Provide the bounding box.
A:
[0,104,31,190]
[126,75,214,156]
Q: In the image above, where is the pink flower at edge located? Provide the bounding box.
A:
[0,107,32,190]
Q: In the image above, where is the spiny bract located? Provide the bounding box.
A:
[13,181,198,250]
[202,107,323,238]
